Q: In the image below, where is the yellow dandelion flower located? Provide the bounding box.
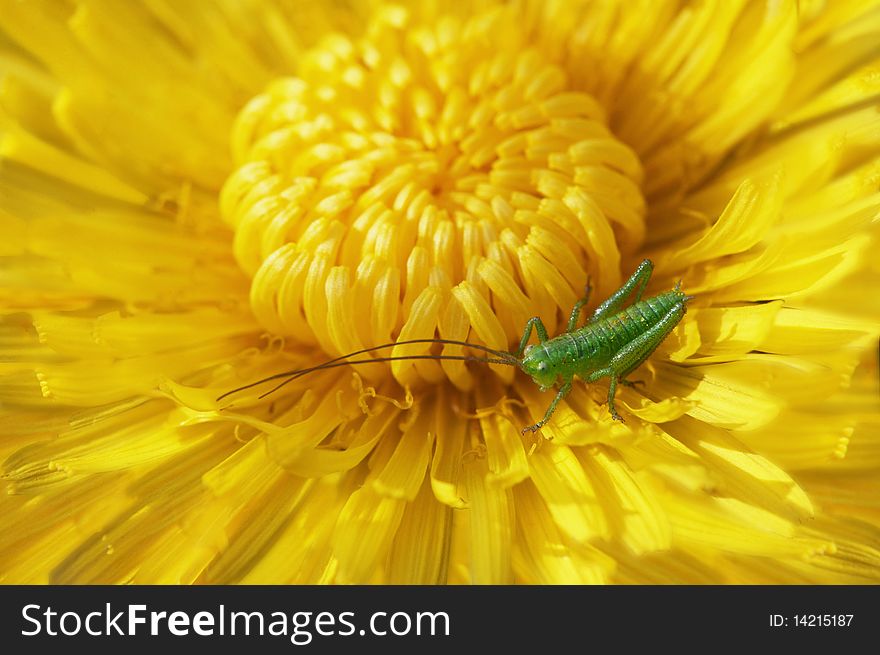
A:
[1,0,879,585]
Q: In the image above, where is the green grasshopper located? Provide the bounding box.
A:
[219,259,692,432]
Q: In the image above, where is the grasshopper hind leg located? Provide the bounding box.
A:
[590,259,654,323]
[589,299,688,423]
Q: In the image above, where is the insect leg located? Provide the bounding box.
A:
[566,278,592,332]
[613,301,686,378]
[607,300,687,420]
[521,379,572,434]
[590,258,654,322]
[583,365,621,421]
[584,299,686,422]
[515,316,550,356]
[607,374,622,421]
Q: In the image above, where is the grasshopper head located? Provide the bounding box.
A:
[521,344,556,390]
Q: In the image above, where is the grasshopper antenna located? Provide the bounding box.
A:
[217,338,522,402]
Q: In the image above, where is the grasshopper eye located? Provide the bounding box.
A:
[524,344,534,355]
[538,361,547,372]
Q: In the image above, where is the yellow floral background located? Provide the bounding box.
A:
[1,0,879,583]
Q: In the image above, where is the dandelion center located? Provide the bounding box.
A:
[220,5,646,386]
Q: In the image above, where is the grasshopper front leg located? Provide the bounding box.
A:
[515,316,550,357]
[521,379,572,434]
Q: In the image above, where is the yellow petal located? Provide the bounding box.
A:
[370,404,432,501]
[462,456,514,584]
[512,481,614,584]
[475,384,530,488]
[528,442,609,543]
[332,487,406,584]
[655,175,782,269]
[622,395,695,423]
[651,361,781,430]
[388,476,453,584]
[662,493,819,558]
[579,446,671,554]
[663,416,814,520]
[691,302,782,357]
